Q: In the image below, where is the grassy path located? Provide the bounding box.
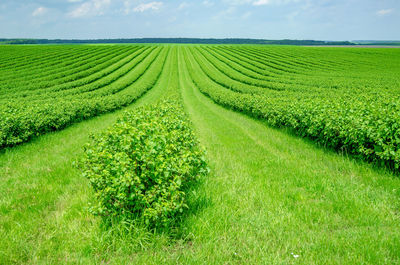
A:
[1,46,399,264]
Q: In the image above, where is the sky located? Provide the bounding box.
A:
[0,0,399,40]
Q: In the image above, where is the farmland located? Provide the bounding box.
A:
[1,45,400,264]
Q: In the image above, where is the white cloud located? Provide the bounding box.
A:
[253,0,270,5]
[133,2,163,12]
[376,9,394,16]
[32,7,48,16]
[223,0,300,6]
[253,0,302,5]
[222,0,252,5]
[68,0,110,18]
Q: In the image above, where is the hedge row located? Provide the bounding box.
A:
[0,47,167,148]
[184,47,400,170]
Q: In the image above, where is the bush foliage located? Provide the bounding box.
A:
[80,101,208,228]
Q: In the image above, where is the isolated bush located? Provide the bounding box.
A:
[80,101,208,228]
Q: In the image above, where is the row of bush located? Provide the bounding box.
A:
[0,46,135,93]
[0,47,167,148]
[2,46,153,99]
[184,48,400,170]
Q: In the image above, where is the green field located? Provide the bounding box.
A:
[1,45,400,264]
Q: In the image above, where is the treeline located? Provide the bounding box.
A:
[353,40,400,46]
[0,38,355,45]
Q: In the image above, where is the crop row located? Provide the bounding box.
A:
[0,46,168,148]
[184,46,400,169]
[194,47,313,92]
[205,46,400,92]
[3,46,131,83]
[0,46,135,92]
[0,46,153,101]
[0,46,97,76]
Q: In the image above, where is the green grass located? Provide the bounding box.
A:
[0,46,399,264]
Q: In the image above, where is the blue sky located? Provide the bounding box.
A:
[0,0,399,40]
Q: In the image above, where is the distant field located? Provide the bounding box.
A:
[1,45,400,264]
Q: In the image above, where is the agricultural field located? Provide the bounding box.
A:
[1,44,400,264]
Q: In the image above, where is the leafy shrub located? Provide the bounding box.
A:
[80,101,208,228]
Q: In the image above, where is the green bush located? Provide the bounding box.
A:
[80,101,208,228]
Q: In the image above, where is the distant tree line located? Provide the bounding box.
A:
[0,38,357,45]
[353,40,400,46]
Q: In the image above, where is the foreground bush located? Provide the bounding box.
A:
[80,101,208,228]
